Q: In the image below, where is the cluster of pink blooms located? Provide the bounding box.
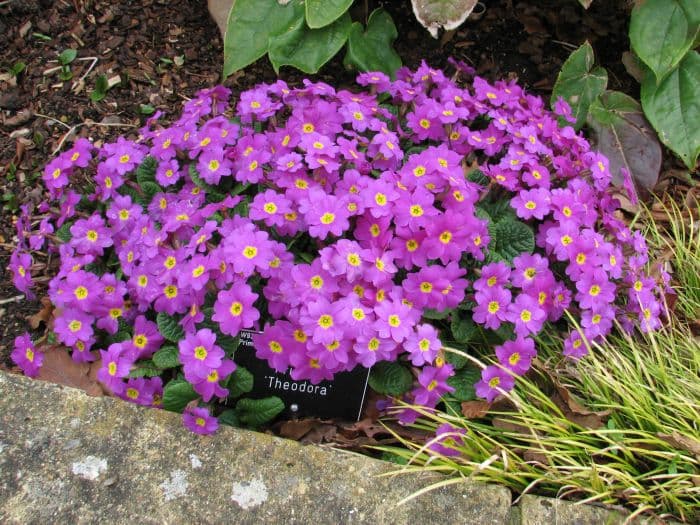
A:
[11,61,668,431]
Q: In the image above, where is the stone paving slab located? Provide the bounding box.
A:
[0,371,511,524]
[0,371,662,524]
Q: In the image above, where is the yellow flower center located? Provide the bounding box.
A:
[320,212,335,225]
[409,205,423,217]
[269,341,283,353]
[230,302,243,316]
[69,320,82,332]
[388,314,401,327]
[520,310,532,322]
[74,286,88,300]
[318,314,333,328]
[243,246,257,259]
[194,346,207,360]
[488,301,500,314]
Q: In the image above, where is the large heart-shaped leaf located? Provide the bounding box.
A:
[223,0,303,77]
[305,0,353,29]
[410,0,478,39]
[641,51,700,170]
[551,42,608,130]
[587,90,662,192]
[343,9,402,79]
[630,0,699,84]
[269,12,351,74]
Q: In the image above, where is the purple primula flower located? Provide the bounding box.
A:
[187,358,236,402]
[97,343,135,394]
[69,214,113,256]
[495,337,536,375]
[475,365,515,402]
[429,423,467,457]
[507,293,546,336]
[511,188,550,220]
[473,286,512,330]
[183,406,219,435]
[413,362,454,406]
[102,137,146,175]
[404,323,441,366]
[179,328,225,379]
[55,309,94,347]
[11,333,43,377]
[212,283,260,336]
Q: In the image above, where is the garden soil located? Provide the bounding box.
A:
[0,0,634,368]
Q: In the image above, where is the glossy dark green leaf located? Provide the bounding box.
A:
[641,51,700,169]
[305,0,352,28]
[269,12,351,74]
[630,0,699,83]
[223,0,304,77]
[551,42,608,130]
[343,9,402,79]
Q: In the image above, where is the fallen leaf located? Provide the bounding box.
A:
[36,346,105,397]
[278,419,319,440]
[28,296,54,330]
[461,400,491,419]
[657,432,700,458]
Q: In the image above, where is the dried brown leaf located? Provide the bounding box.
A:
[657,432,700,458]
[461,400,491,419]
[36,346,105,397]
[278,419,319,440]
[28,296,54,330]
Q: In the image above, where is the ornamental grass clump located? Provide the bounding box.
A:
[10,61,667,432]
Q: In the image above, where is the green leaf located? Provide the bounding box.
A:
[152,345,180,369]
[157,312,185,343]
[136,156,157,186]
[10,62,26,76]
[305,0,353,28]
[235,396,285,428]
[162,379,199,413]
[269,12,351,74]
[446,365,481,401]
[55,221,74,242]
[587,90,662,192]
[410,0,479,39]
[128,359,162,378]
[58,48,77,65]
[444,348,469,370]
[551,41,608,130]
[368,361,413,397]
[630,0,699,84]
[487,218,535,263]
[90,74,109,103]
[451,314,476,344]
[226,366,254,398]
[422,308,452,320]
[476,199,514,224]
[140,181,161,202]
[223,0,304,77]
[139,103,156,116]
[216,333,240,357]
[218,409,240,428]
[344,9,402,79]
[641,51,700,170]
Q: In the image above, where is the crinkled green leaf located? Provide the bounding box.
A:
[226,366,254,398]
[451,313,476,344]
[587,90,662,192]
[551,42,608,130]
[343,9,402,79]
[127,359,162,378]
[235,396,284,428]
[218,409,240,428]
[305,0,353,28]
[269,12,351,74]
[157,312,184,343]
[487,218,535,263]
[223,0,304,77]
[422,308,452,320]
[630,0,699,84]
[141,181,161,203]
[641,51,700,169]
[411,0,478,39]
[446,365,481,401]
[162,379,198,413]
[136,156,157,186]
[152,344,180,369]
[369,361,413,397]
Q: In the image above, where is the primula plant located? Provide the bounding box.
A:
[11,60,668,434]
